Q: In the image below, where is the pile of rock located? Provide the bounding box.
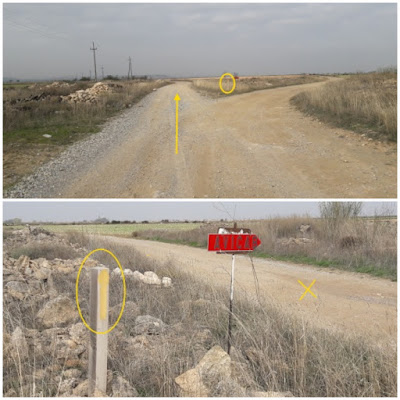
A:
[4,226,84,254]
[112,268,172,287]
[61,82,123,104]
[276,237,314,246]
[4,319,137,397]
[45,81,71,89]
[7,92,50,105]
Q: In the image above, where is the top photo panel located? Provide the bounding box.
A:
[3,3,397,199]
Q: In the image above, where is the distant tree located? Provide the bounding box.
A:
[94,217,109,224]
[4,218,22,226]
[319,202,362,220]
[105,75,120,81]
[319,202,363,240]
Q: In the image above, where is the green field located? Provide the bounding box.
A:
[6,223,202,236]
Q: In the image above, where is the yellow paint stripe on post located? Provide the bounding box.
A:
[76,248,126,335]
[174,94,180,154]
[98,269,109,320]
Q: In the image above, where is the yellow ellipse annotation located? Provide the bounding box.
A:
[219,73,236,94]
[75,248,126,335]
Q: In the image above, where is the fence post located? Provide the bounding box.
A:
[88,266,109,396]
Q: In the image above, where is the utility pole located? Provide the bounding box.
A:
[90,41,98,81]
[127,56,133,80]
[89,70,92,80]
[101,66,104,80]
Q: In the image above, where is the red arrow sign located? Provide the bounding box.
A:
[208,234,261,252]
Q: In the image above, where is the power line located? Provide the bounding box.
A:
[4,7,71,42]
[90,42,98,81]
[4,17,58,41]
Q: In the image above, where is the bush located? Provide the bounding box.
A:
[10,243,80,260]
[291,70,397,141]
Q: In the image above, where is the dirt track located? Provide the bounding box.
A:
[7,80,396,198]
[109,237,397,344]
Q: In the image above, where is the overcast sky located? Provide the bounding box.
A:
[3,3,397,80]
[3,201,396,223]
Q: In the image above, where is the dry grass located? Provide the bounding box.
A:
[5,233,395,397]
[192,74,327,98]
[9,243,81,260]
[136,216,397,279]
[291,69,397,141]
[3,79,170,188]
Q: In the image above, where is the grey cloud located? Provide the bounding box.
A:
[3,3,396,79]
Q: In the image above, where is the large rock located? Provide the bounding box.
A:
[69,323,87,345]
[142,271,161,285]
[58,378,79,396]
[15,255,30,271]
[132,271,144,281]
[175,345,233,396]
[161,277,172,288]
[111,376,138,397]
[33,265,51,281]
[37,295,77,328]
[134,315,166,335]
[72,380,89,396]
[6,281,30,300]
[3,268,23,283]
[175,368,209,397]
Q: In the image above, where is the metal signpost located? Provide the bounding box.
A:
[208,224,261,354]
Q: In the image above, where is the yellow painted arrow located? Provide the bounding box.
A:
[174,94,180,154]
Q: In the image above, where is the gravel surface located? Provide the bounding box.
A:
[109,236,397,344]
[5,90,162,198]
[5,81,396,198]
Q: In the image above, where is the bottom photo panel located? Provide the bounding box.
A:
[2,200,397,398]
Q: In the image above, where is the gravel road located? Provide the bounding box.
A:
[110,237,397,344]
[5,81,396,198]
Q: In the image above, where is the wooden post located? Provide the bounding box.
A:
[88,266,109,396]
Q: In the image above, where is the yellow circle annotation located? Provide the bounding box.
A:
[75,248,126,335]
[219,73,236,94]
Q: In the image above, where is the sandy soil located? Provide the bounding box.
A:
[9,80,396,198]
[108,237,397,344]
